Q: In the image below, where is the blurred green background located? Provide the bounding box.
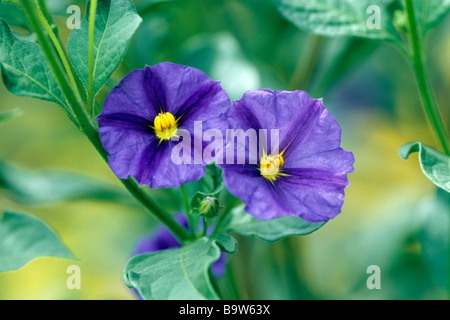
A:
[0,0,449,299]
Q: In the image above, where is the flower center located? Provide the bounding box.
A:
[260,153,284,181]
[153,112,178,141]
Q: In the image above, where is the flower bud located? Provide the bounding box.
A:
[393,10,408,32]
[198,196,220,218]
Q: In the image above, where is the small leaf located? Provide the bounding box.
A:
[0,210,75,272]
[223,204,326,242]
[399,141,450,193]
[67,0,142,96]
[209,233,237,254]
[0,108,22,123]
[0,19,67,109]
[416,0,450,33]
[274,0,401,42]
[123,236,228,300]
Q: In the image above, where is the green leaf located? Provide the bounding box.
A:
[274,0,401,42]
[0,1,29,30]
[0,161,136,206]
[209,233,237,254]
[222,204,326,242]
[67,0,142,95]
[0,19,67,109]
[0,210,75,272]
[123,235,234,300]
[399,141,450,193]
[416,0,450,33]
[0,108,22,123]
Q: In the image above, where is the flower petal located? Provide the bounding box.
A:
[144,63,231,125]
[97,68,158,120]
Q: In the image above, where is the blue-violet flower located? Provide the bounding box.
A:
[219,89,355,223]
[97,62,230,188]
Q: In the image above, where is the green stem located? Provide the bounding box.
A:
[202,217,209,237]
[34,0,80,98]
[404,0,450,155]
[88,0,98,117]
[21,0,191,244]
[21,0,82,127]
[36,0,58,37]
[404,0,450,300]
[180,185,196,237]
[35,0,88,107]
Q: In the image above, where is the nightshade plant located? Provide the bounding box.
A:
[0,0,448,300]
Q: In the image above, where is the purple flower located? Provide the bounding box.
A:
[219,89,355,223]
[97,62,230,188]
[133,214,227,278]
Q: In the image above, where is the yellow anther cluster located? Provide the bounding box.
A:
[260,153,284,181]
[153,112,177,141]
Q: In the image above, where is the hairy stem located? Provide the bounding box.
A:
[404,0,450,155]
[35,0,80,98]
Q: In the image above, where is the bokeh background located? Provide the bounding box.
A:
[0,0,449,299]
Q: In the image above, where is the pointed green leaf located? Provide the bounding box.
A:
[0,211,75,272]
[123,236,232,300]
[399,141,450,193]
[223,204,326,242]
[274,0,401,42]
[0,18,66,108]
[67,0,142,95]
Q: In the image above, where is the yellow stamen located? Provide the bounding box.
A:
[259,153,284,182]
[153,112,178,141]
